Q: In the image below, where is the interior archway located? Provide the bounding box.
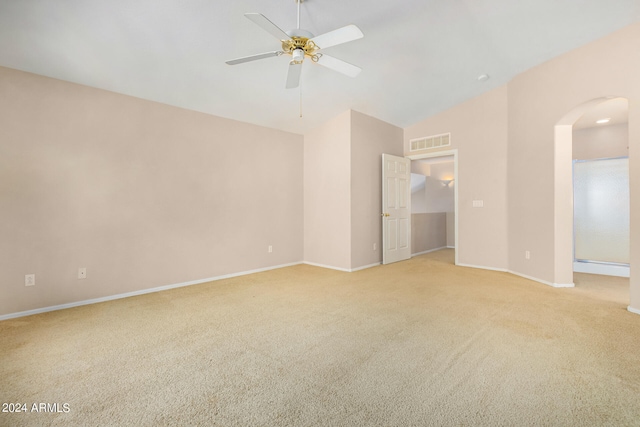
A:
[554,96,630,295]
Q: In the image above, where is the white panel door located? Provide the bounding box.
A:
[382,154,411,264]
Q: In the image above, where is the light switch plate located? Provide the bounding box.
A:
[25,274,35,286]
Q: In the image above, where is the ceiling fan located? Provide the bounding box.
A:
[225,0,364,89]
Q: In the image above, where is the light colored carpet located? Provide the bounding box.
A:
[1,249,639,426]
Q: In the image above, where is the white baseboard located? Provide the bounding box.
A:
[573,261,630,278]
[0,262,303,322]
[351,262,381,272]
[302,261,380,273]
[457,263,508,273]
[303,261,351,272]
[446,246,455,249]
[508,270,575,288]
[551,283,576,288]
[628,306,640,316]
[453,263,575,288]
[412,246,448,257]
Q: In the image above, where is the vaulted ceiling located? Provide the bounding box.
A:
[1,0,638,134]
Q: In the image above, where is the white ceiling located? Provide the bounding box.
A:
[1,0,639,135]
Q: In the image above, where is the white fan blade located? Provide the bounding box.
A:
[316,54,361,78]
[245,13,290,41]
[226,51,282,65]
[286,61,302,89]
[309,24,364,50]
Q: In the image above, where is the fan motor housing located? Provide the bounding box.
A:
[283,36,317,57]
[283,30,317,58]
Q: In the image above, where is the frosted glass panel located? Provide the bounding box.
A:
[573,158,629,264]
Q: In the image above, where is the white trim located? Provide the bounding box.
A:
[628,306,640,315]
[303,261,351,272]
[0,262,303,322]
[412,246,448,257]
[508,270,575,288]
[552,283,576,288]
[573,261,630,278]
[451,263,576,288]
[407,149,459,267]
[303,261,380,273]
[351,262,381,272]
[458,263,508,273]
[447,246,455,249]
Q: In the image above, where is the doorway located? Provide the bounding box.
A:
[572,98,629,277]
[408,150,458,265]
[555,97,630,298]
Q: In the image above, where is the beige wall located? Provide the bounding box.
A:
[0,66,304,316]
[411,174,427,213]
[350,110,404,269]
[507,22,640,304]
[425,163,454,213]
[573,123,629,160]
[404,86,509,270]
[412,213,447,255]
[411,161,430,176]
[303,111,352,270]
[430,162,455,181]
[303,110,403,271]
[446,212,455,247]
[413,175,454,214]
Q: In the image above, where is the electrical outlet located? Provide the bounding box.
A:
[525,251,530,260]
[373,243,377,250]
[268,245,273,253]
[78,267,87,279]
[25,274,35,287]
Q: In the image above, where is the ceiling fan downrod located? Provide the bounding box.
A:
[296,0,304,119]
[296,0,303,30]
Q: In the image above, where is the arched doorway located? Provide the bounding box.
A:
[554,97,630,301]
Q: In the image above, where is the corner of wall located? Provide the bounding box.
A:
[349,111,404,270]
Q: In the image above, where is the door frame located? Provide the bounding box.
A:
[407,149,459,266]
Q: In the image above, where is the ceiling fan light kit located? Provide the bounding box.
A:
[225,0,364,89]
